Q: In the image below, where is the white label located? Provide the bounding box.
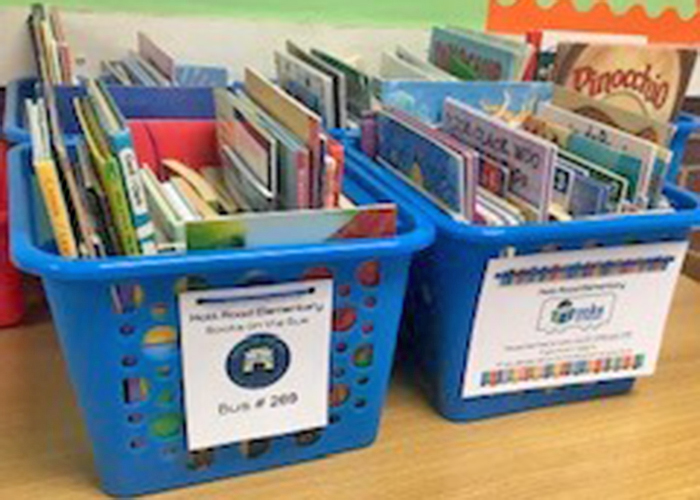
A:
[179,280,332,450]
[462,241,688,398]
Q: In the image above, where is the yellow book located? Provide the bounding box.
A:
[171,177,219,219]
[26,100,78,257]
[162,159,222,212]
[74,98,141,256]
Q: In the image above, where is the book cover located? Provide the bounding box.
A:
[441,98,556,221]
[287,41,348,129]
[88,80,157,254]
[551,43,697,123]
[185,204,397,251]
[552,85,676,147]
[381,107,479,221]
[245,68,322,207]
[379,80,552,125]
[26,99,78,257]
[74,98,141,256]
[522,114,649,205]
[275,50,337,129]
[220,89,311,209]
[537,101,669,207]
[375,110,469,219]
[428,27,526,81]
[310,48,374,119]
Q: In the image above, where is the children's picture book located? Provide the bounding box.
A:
[275,50,337,129]
[286,41,348,129]
[26,98,79,257]
[185,204,397,250]
[522,114,649,206]
[310,48,375,120]
[551,85,677,148]
[74,96,141,255]
[559,151,629,212]
[220,88,313,210]
[429,27,530,81]
[374,109,476,220]
[526,30,647,82]
[395,46,460,82]
[137,32,228,87]
[568,173,612,217]
[551,43,697,123]
[379,80,552,126]
[380,51,432,81]
[537,101,669,207]
[380,46,459,82]
[441,97,556,221]
[87,79,157,254]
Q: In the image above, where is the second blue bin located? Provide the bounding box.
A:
[342,135,700,422]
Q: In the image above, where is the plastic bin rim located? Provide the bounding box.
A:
[9,144,434,282]
[344,146,700,245]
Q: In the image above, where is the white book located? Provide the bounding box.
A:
[162,181,200,222]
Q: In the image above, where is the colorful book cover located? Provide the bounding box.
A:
[88,80,157,254]
[74,97,141,256]
[568,173,612,217]
[537,101,669,206]
[26,99,78,257]
[310,48,374,120]
[522,114,648,205]
[185,204,397,250]
[275,51,336,129]
[441,98,556,221]
[559,151,629,211]
[381,107,479,221]
[428,27,526,81]
[375,110,470,219]
[551,43,697,123]
[287,41,348,129]
[552,85,676,147]
[245,68,322,206]
[379,80,552,126]
[223,89,312,210]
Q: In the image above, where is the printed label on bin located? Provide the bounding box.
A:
[179,280,332,450]
[462,241,688,398]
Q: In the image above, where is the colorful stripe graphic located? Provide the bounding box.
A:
[495,255,675,286]
[480,353,646,387]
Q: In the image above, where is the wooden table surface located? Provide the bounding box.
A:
[1,277,699,500]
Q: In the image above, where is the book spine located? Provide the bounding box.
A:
[296,149,311,209]
[33,160,79,257]
[115,144,157,255]
[98,158,141,256]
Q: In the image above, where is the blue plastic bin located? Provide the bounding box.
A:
[8,129,433,496]
[2,77,217,144]
[669,112,700,181]
[340,135,700,422]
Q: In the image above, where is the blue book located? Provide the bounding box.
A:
[569,174,612,217]
[375,111,468,218]
[379,80,552,125]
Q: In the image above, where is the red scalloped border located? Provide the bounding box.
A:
[487,0,700,43]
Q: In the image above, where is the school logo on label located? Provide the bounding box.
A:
[226,333,291,389]
[537,294,615,333]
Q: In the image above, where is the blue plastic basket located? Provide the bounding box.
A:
[2,77,217,144]
[669,112,700,181]
[8,138,433,496]
[340,134,700,422]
